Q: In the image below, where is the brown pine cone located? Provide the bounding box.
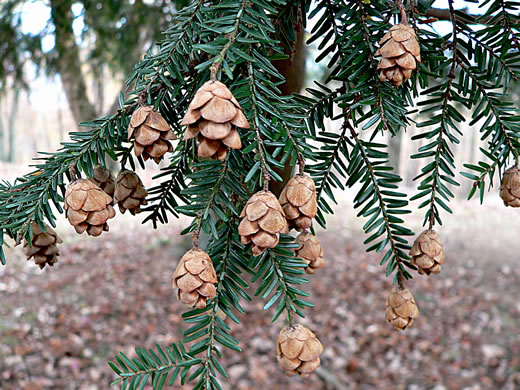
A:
[128,106,176,163]
[24,222,63,269]
[89,165,115,199]
[64,179,116,237]
[277,324,323,378]
[409,229,445,275]
[295,232,324,275]
[114,170,148,215]
[181,80,249,161]
[385,287,419,330]
[500,165,520,207]
[238,191,288,256]
[279,174,317,231]
[172,248,218,309]
[376,23,420,87]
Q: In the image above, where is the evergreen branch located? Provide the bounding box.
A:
[459,61,520,165]
[131,1,206,87]
[0,109,131,246]
[253,235,312,323]
[311,121,349,229]
[209,0,248,80]
[142,149,190,228]
[345,115,413,285]
[459,28,520,82]
[108,342,197,389]
[498,0,520,47]
[178,158,233,246]
[423,7,520,25]
[424,0,458,230]
[247,60,273,190]
[182,218,251,390]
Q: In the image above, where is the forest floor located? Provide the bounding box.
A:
[1,165,520,390]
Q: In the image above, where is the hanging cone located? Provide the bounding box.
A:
[128,106,176,163]
[114,170,148,215]
[294,232,324,275]
[238,191,289,256]
[181,80,249,161]
[24,222,63,269]
[89,165,116,200]
[276,324,323,378]
[279,174,317,231]
[500,165,520,207]
[172,248,218,309]
[376,23,420,87]
[409,229,445,275]
[64,179,115,237]
[385,287,419,330]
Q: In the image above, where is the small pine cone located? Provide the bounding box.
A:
[172,248,217,309]
[128,106,176,163]
[279,174,317,231]
[181,80,249,161]
[376,23,420,87]
[295,232,324,275]
[500,165,520,207]
[409,229,445,275]
[114,170,148,215]
[64,179,116,237]
[385,287,419,330]
[276,324,324,378]
[89,165,116,199]
[238,191,289,256]
[24,222,63,269]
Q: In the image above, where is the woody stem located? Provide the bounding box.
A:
[394,0,408,24]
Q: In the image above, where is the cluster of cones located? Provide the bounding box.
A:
[238,173,324,275]
[24,166,148,268]
[63,166,148,238]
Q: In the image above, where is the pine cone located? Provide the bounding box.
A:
[279,174,317,231]
[276,324,323,378]
[295,232,324,275]
[172,248,218,309]
[409,229,445,275]
[500,165,520,207]
[376,23,420,87]
[181,80,249,161]
[24,222,63,269]
[238,191,289,256]
[64,179,116,237]
[385,287,419,330]
[128,106,176,163]
[90,165,116,199]
[114,170,148,215]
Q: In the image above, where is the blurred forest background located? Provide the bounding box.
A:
[1,0,520,389]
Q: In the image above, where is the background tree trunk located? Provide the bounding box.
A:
[388,132,402,175]
[271,28,306,196]
[50,0,98,124]
[0,103,5,162]
[7,88,20,163]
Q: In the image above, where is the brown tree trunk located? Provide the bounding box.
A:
[388,132,402,176]
[270,28,306,196]
[50,0,97,124]
[7,88,20,163]
[0,104,5,161]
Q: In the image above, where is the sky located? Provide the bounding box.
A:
[13,0,497,112]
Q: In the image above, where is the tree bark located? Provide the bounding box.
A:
[388,132,402,176]
[7,88,20,163]
[271,28,306,196]
[50,0,97,124]
[0,104,5,161]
